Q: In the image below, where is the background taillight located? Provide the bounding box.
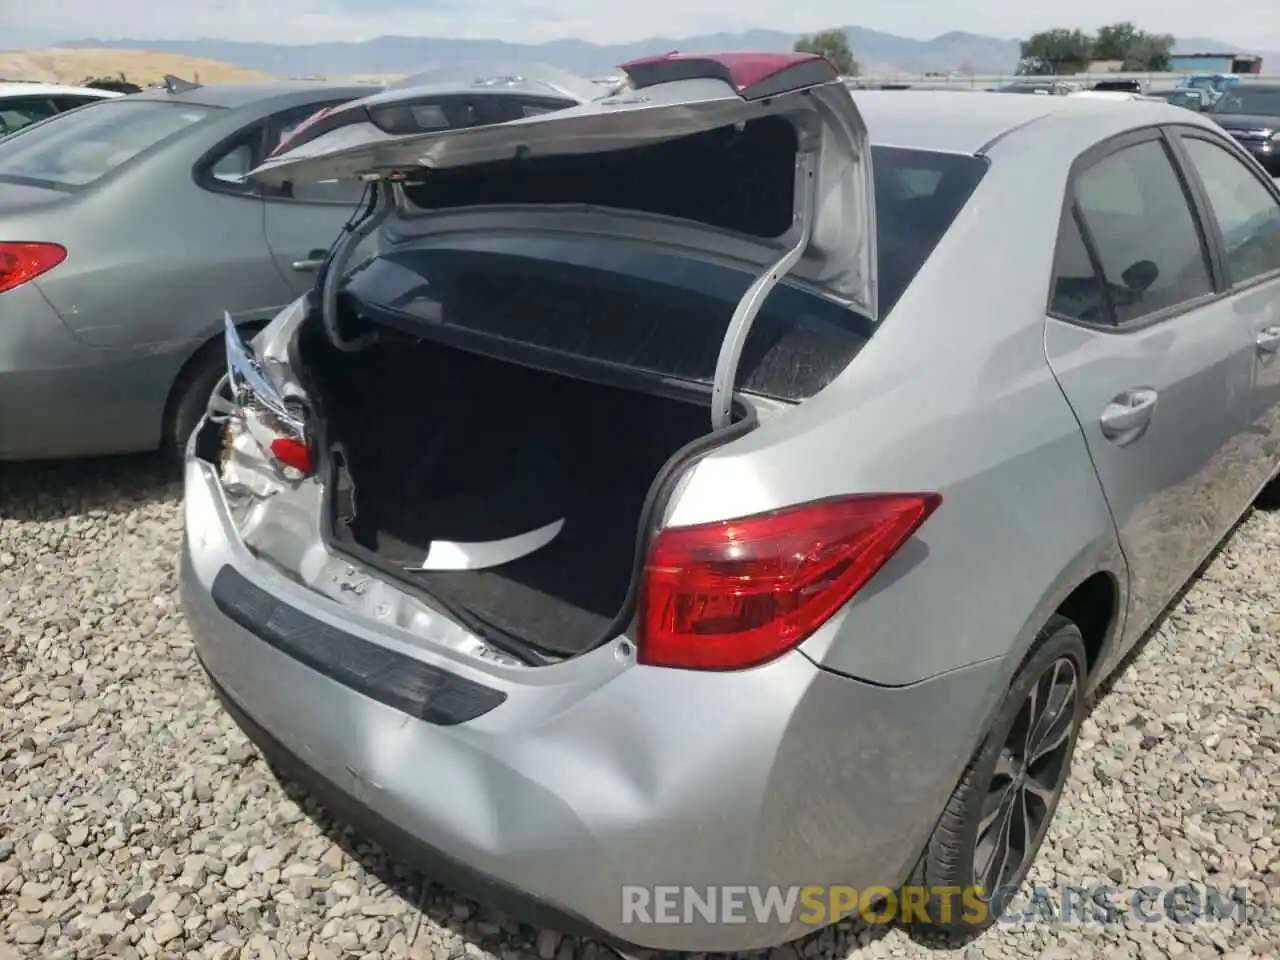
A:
[0,242,66,294]
[637,493,941,671]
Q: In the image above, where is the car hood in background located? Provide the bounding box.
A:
[1210,113,1280,135]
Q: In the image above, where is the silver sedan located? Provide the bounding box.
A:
[181,57,1280,952]
[0,67,592,461]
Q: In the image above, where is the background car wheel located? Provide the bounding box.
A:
[907,614,1087,934]
[163,342,226,465]
[1257,474,1280,510]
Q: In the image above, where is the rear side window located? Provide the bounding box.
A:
[871,146,987,315]
[0,100,214,190]
[1069,138,1213,325]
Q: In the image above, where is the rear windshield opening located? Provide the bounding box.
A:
[402,115,799,239]
[349,144,986,403]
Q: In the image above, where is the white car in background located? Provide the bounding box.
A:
[1068,90,1162,103]
[0,82,123,137]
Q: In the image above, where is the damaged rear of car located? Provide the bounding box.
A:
[180,54,991,952]
[199,52,880,667]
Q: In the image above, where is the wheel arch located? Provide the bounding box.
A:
[160,316,271,447]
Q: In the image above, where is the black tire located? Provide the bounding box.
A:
[162,341,226,465]
[1258,474,1280,511]
[907,614,1087,934]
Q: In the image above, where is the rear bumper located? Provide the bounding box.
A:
[180,447,1005,952]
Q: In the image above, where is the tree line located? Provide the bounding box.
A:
[793,30,860,76]
[1017,22,1175,75]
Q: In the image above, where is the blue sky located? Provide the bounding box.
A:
[5,0,1277,49]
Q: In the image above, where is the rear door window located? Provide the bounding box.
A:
[1071,138,1214,325]
[0,99,214,190]
[1049,207,1110,323]
[0,97,58,136]
[267,104,366,204]
[1177,134,1280,286]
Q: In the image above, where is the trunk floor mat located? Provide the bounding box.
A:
[349,447,647,657]
[402,489,637,656]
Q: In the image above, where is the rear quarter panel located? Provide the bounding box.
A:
[665,118,1129,691]
[22,108,293,352]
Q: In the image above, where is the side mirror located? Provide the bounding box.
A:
[1122,259,1159,293]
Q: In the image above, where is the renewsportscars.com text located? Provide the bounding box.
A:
[620,884,1256,926]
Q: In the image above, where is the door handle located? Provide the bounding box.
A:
[291,248,329,271]
[1099,388,1158,443]
[1257,326,1280,353]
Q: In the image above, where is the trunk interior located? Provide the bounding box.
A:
[299,323,722,659]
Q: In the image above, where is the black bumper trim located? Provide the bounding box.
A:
[203,668,624,946]
[209,565,506,726]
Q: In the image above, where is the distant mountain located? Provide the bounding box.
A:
[48,29,1276,78]
[50,28,1025,77]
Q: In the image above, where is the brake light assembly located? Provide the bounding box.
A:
[0,242,66,294]
[638,493,941,671]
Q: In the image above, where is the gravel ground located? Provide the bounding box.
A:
[1,455,1278,960]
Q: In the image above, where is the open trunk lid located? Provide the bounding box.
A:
[248,52,878,427]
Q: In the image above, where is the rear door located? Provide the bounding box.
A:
[1044,128,1259,652]
[1172,126,1280,490]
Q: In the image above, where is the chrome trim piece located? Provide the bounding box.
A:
[223,312,306,436]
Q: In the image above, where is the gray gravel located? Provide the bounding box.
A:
[1,455,1278,959]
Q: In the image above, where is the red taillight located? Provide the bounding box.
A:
[638,493,941,671]
[0,242,66,294]
[270,437,314,476]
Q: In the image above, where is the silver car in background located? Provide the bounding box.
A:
[0,66,593,462]
[181,54,1280,952]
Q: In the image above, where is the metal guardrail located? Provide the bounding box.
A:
[845,71,1280,92]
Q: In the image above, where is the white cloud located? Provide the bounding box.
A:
[5,0,1279,50]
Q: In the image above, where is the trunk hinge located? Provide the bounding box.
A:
[709,149,819,429]
[318,179,397,352]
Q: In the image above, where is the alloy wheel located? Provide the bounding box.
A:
[973,655,1080,898]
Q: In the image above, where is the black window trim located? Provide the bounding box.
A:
[52,95,103,112]
[1047,124,1225,334]
[1165,123,1280,295]
[192,121,270,199]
